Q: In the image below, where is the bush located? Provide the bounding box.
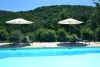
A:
[95,27,100,41]
[69,34,77,39]
[56,29,69,42]
[9,31,23,43]
[0,29,9,41]
[27,32,36,42]
[35,29,56,42]
[81,28,94,41]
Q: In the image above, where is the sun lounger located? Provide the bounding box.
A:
[73,36,90,45]
[24,36,33,46]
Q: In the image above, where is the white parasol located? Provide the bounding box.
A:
[58,18,83,34]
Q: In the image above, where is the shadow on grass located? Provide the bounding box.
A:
[0,43,27,48]
[57,42,88,47]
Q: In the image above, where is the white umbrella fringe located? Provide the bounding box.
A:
[5,18,33,24]
[58,18,83,24]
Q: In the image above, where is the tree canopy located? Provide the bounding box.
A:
[1,4,100,42]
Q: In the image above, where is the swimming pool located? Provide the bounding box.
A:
[0,47,100,67]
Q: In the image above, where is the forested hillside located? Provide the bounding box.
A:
[0,5,99,42]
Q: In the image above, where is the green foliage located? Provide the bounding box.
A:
[9,31,23,43]
[56,28,69,42]
[35,29,56,42]
[68,34,77,43]
[95,26,100,41]
[70,34,77,38]
[27,32,36,42]
[81,28,94,41]
[0,5,98,42]
[87,0,100,30]
[0,29,9,41]
[0,5,94,32]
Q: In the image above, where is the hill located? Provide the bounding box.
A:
[0,5,96,42]
[0,5,94,31]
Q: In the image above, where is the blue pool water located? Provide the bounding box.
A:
[0,47,100,67]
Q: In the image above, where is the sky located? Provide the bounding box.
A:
[0,0,95,12]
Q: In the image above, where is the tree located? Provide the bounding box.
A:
[0,29,9,41]
[27,32,36,42]
[86,0,100,41]
[56,28,69,42]
[81,28,94,41]
[88,0,100,29]
[0,5,95,42]
[95,26,100,41]
[9,31,23,43]
[35,29,56,42]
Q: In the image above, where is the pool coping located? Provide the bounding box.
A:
[0,46,100,50]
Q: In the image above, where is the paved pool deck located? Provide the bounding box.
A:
[0,42,100,48]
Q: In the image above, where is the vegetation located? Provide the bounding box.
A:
[0,29,9,41]
[35,29,56,42]
[81,28,94,41]
[9,31,23,43]
[56,28,69,42]
[95,26,100,41]
[0,3,100,42]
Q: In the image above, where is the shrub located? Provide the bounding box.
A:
[95,26,100,41]
[27,32,36,42]
[0,29,9,41]
[9,31,23,43]
[81,28,94,41]
[69,34,77,38]
[34,29,44,41]
[35,29,56,42]
[56,28,69,42]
